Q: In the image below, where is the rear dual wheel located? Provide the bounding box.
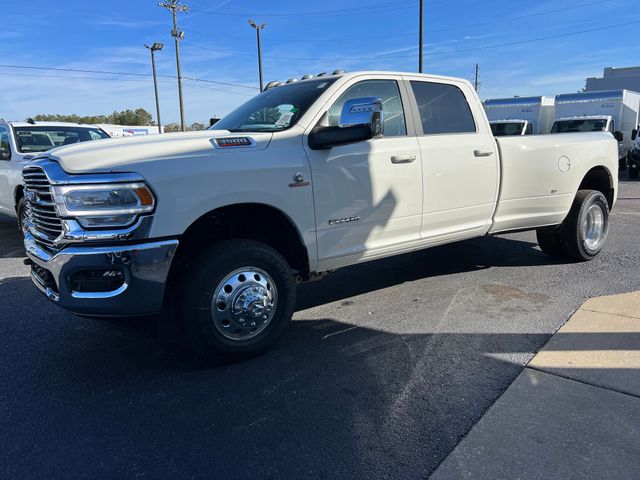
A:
[536,190,609,261]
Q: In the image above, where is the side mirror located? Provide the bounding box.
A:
[632,128,638,141]
[308,97,384,150]
[0,144,10,161]
[613,130,624,142]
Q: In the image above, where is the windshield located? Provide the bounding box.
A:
[212,78,337,132]
[551,119,607,133]
[490,122,525,136]
[14,126,109,153]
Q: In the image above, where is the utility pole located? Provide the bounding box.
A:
[248,19,266,92]
[145,43,164,134]
[418,0,424,73]
[159,0,188,131]
[474,63,479,91]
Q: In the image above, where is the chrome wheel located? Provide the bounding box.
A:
[211,267,278,341]
[583,203,605,250]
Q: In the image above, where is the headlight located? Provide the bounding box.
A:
[52,183,155,228]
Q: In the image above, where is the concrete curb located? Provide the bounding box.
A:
[430,291,640,479]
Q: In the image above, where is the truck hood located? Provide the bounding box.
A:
[46,130,274,174]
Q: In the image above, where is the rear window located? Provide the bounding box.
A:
[551,119,607,133]
[490,122,525,136]
[14,126,109,153]
[410,81,476,135]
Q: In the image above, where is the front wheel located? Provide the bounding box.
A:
[559,190,609,261]
[177,240,296,360]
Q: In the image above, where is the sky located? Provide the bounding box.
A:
[1,0,639,125]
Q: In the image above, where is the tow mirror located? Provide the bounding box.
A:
[613,130,624,142]
[0,142,10,161]
[308,97,384,150]
[632,128,638,141]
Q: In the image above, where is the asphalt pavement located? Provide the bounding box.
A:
[1,178,639,479]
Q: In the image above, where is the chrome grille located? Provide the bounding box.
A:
[23,166,63,249]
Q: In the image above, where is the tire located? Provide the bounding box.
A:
[536,225,564,257]
[630,167,639,179]
[16,197,27,234]
[558,190,609,261]
[177,239,296,360]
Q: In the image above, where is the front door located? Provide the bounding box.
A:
[304,77,423,267]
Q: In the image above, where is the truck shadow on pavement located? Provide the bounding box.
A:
[3,271,637,479]
[0,273,553,479]
[0,217,24,258]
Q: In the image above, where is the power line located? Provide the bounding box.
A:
[0,64,258,90]
[188,0,428,19]
[186,18,640,62]
[0,71,256,97]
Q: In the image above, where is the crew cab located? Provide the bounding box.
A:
[22,71,619,360]
[0,120,109,227]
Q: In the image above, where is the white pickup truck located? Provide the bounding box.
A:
[0,120,110,226]
[22,71,618,359]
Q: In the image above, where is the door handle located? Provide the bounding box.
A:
[474,149,494,157]
[391,154,417,164]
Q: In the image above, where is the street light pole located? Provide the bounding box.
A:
[248,19,266,92]
[418,0,424,73]
[145,43,164,134]
[160,0,188,131]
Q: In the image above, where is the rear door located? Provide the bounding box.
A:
[404,77,499,241]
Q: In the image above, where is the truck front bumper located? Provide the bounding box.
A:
[24,233,179,316]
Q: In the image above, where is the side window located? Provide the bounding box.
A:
[328,80,406,136]
[0,127,11,161]
[410,81,476,135]
[525,123,533,135]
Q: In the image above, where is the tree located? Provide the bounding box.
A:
[30,108,155,126]
[190,122,206,131]
[163,123,181,132]
[249,107,281,124]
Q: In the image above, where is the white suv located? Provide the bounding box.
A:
[0,119,109,226]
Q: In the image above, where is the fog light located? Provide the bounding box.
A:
[70,269,125,293]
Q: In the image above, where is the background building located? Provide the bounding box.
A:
[585,66,640,92]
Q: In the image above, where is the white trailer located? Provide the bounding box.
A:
[483,96,555,135]
[96,124,163,137]
[551,90,640,165]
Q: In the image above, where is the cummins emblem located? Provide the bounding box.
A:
[328,216,360,225]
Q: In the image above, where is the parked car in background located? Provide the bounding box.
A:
[22,71,618,360]
[484,96,555,135]
[628,132,640,178]
[489,119,533,136]
[0,119,110,227]
[551,90,640,169]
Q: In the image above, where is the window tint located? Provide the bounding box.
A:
[410,81,476,134]
[13,126,109,153]
[328,80,406,136]
[0,127,10,160]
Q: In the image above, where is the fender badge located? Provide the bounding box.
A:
[213,137,255,148]
[289,172,310,188]
[328,216,360,225]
